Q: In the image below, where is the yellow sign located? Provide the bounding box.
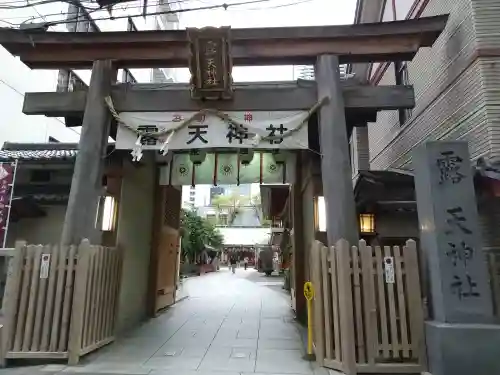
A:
[304,281,314,301]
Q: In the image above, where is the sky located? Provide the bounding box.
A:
[0,0,356,142]
[0,0,357,83]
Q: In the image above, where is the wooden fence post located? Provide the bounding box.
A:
[1,241,26,366]
[112,245,125,332]
[68,239,91,365]
[359,240,377,365]
[403,239,426,370]
[310,241,325,365]
[320,245,333,360]
[336,239,356,375]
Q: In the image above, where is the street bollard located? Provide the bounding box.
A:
[303,281,316,361]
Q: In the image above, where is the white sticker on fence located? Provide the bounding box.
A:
[384,256,395,284]
[40,254,51,279]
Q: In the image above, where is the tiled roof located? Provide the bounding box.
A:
[0,143,78,162]
[0,149,78,162]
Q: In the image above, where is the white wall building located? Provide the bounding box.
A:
[182,185,212,209]
[0,0,181,145]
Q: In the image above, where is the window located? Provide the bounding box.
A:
[394,61,413,126]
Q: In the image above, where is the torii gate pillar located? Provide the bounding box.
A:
[60,60,115,245]
[315,55,358,245]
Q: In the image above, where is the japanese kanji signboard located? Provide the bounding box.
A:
[0,162,16,247]
[413,141,493,322]
[187,27,233,100]
[115,111,309,150]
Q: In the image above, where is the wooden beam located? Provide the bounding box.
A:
[23,82,415,117]
[0,15,448,69]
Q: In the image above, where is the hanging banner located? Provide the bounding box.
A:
[0,161,17,247]
[215,153,239,185]
[160,151,296,186]
[115,111,309,150]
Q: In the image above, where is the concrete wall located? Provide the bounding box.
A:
[6,205,66,247]
[115,157,156,334]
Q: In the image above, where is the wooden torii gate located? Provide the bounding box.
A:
[0,14,447,321]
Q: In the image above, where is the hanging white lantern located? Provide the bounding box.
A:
[239,149,254,165]
[189,149,207,165]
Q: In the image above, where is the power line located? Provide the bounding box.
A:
[0,76,81,137]
[237,0,311,10]
[0,0,94,10]
[0,0,190,26]
[1,0,305,26]
[34,0,274,27]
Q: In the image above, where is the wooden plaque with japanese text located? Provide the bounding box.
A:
[187,27,233,100]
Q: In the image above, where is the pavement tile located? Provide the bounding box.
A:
[198,346,257,372]
[258,338,304,350]
[255,349,313,374]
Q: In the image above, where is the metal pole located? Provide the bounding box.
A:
[3,159,18,248]
[303,281,315,361]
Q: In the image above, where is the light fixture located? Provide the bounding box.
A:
[101,196,117,232]
[189,149,207,165]
[315,196,327,232]
[359,213,375,234]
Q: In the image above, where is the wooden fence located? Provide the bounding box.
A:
[310,239,425,375]
[1,240,123,366]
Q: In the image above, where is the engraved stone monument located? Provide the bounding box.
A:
[413,141,500,375]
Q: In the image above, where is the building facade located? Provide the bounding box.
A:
[350,0,500,248]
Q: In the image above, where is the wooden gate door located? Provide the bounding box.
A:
[150,185,182,315]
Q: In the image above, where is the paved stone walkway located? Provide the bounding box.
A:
[3,268,329,375]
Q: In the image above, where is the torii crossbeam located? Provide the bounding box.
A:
[0,15,448,69]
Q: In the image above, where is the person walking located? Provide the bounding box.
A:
[243,256,249,270]
[230,256,237,274]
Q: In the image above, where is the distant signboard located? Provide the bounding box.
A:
[0,162,17,247]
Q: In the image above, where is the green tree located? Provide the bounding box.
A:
[180,209,223,263]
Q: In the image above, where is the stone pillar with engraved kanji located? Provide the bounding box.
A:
[413,141,500,375]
